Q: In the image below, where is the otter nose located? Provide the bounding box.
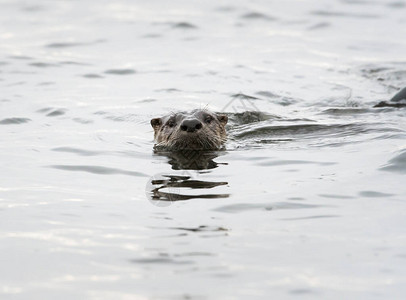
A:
[180,119,203,133]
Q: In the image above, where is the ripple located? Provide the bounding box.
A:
[375,100,406,108]
[9,55,33,60]
[240,12,276,21]
[0,117,31,125]
[46,42,85,48]
[360,62,406,88]
[21,5,44,12]
[256,159,335,167]
[214,202,321,213]
[45,40,104,48]
[155,88,182,93]
[282,215,339,221]
[231,123,370,141]
[94,112,140,122]
[390,87,406,102]
[72,118,93,124]
[255,91,279,98]
[7,81,25,86]
[319,194,354,199]
[289,289,316,295]
[37,82,55,86]
[321,108,374,115]
[376,87,406,108]
[228,111,280,125]
[230,93,259,100]
[82,73,104,79]
[380,149,406,173]
[170,226,228,232]
[384,71,406,82]
[308,22,331,30]
[29,62,59,68]
[172,22,198,29]
[359,191,395,198]
[37,108,67,117]
[49,165,148,177]
[256,91,299,106]
[174,252,215,257]
[311,10,380,18]
[59,61,90,66]
[52,147,103,156]
[142,33,162,38]
[136,98,157,103]
[129,257,193,265]
[222,94,261,112]
[215,6,236,12]
[104,69,136,75]
[387,1,406,8]
[52,147,148,159]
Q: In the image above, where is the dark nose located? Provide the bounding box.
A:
[180,119,202,133]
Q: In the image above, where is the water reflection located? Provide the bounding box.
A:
[147,151,229,204]
[146,173,229,204]
[154,150,227,170]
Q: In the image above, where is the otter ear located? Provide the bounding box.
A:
[150,118,162,129]
[217,114,228,125]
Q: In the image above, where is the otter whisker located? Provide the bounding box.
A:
[151,109,228,151]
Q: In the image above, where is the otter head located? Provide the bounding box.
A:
[151,109,228,150]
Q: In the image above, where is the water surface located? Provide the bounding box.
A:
[1,0,406,299]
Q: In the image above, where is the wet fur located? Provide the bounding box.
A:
[151,109,228,150]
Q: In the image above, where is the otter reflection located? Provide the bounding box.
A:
[147,150,229,203]
[155,150,225,170]
[148,174,229,202]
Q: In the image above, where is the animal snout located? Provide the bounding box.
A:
[180,119,203,133]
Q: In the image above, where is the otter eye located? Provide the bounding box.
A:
[204,116,213,123]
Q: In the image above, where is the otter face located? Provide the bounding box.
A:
[151,109,228,150]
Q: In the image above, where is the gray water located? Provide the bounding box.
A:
[1,0,406,299]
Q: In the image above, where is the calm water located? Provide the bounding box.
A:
[1,0,406,299]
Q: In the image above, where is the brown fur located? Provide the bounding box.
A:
[151,109,228,150]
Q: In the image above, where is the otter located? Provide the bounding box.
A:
[150,109,228,150]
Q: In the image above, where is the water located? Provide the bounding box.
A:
[1,0,406,299]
